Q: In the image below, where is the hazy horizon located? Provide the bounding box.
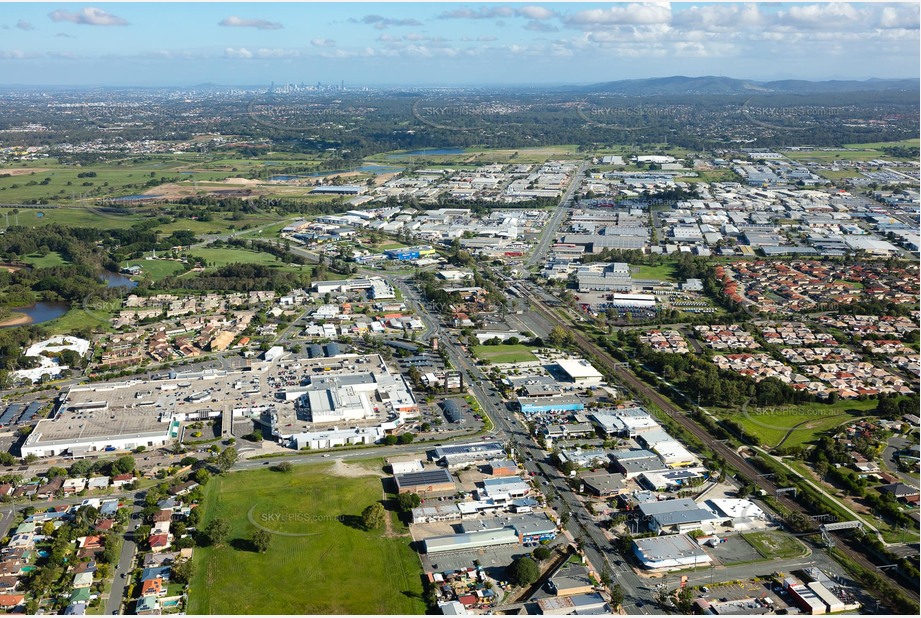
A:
[0,2,918,87]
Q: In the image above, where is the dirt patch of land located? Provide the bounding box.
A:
[329,458,385,478]
[0,168,50,177]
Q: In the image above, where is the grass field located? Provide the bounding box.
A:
[187,461,425,615]
[0,207,144,229]
[723,399,880,449]
[124,259,186,280]
[632,263,677,281]
[742,531,808,560]
[471,344,537,364]
[190,247,308,272]
[44,308,111,335]
[22,251,69,268]
[784,139,919,163]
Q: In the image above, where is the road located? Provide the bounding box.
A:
[392,275,659,611]
[105,498,143,615]
[516,282,920,606]
[526,161,587,268]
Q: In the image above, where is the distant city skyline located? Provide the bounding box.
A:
[0,2,918,86]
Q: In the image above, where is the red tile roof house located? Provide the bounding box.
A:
[148,534,171,550]
[78,536,104,550]
[95,519,115,533]
[0,594,24,610]
[111,473,135,488]
[141,577,166,597]
[0,484,13,497]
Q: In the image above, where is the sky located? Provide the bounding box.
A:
[0,2,918,86]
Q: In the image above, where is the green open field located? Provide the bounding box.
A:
[471,344,537,364]
[720,399,881,449]
[190,247,308,271]
[124,259,186,280]
[742,531,808,560]
[676,170,741,183]
[632,263,677,282]
[0,207,144,229]
[22,251,69,268]
[785,139,919,163]
[187,461,425,615]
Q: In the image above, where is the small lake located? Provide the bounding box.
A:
[386,148,465,158]
[99,271,138,288]
[1,301,69,328]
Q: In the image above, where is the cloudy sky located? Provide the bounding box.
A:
[0,2,918,86]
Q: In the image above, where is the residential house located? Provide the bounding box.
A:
[149,534,171,550]
[141,577,166,597]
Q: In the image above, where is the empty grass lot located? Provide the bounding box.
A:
[742,531,808,560]
[632,263,677,281]
[471,344,537,364]
[187,461,425,615]
[722,399,881,450]
[22,251,69,268]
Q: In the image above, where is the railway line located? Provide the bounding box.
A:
[519,285,919,605]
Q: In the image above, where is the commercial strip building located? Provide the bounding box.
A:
[423,513,559,553]
[632,534,712,570]
[434,442,506,468]
[394,469,456,495]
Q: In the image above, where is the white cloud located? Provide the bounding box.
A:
[439,7,515,20]
[524,20,559,33]
[310,38,336,48]
[224,47,253,59]
[517,6,557,21]
[0,49,40,59]
[219,16,283,30]
[350,15,422,29]
[877,4,920,29]
[778,3,865,29]
[672,4,764,31]
[16,20,34,31]
[48,7,128,26]
[564,3,672,28]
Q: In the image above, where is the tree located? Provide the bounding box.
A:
[532,545,552,562]
[171,559,193,585]
[508,556,539,586]
[361,502,386,530]
[110,455,135,475]
[252,529,272,553]
[194,468,211,485]
[204,518,231,546]
[397,433,415,445]
[274,461,293,473]
[675,585,695,613]
[396,493,421,512]
[608,584,625,609]
[216,447,238,472]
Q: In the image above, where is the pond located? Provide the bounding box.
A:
[0,301,69,328]
[99,271,138,288]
